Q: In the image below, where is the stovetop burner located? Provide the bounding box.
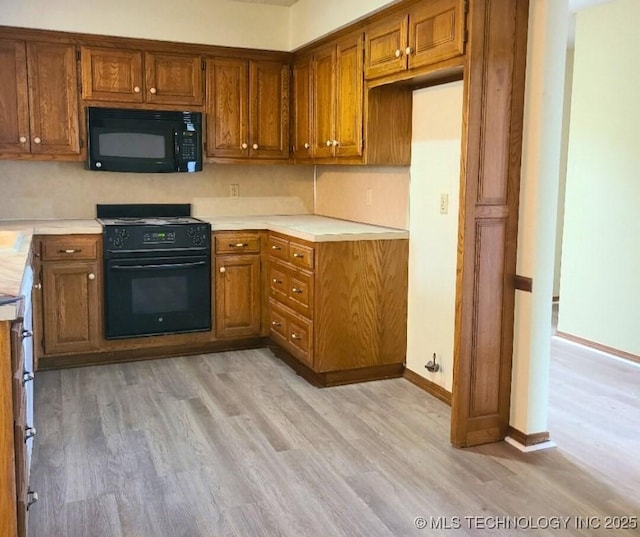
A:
[99,216,204,226]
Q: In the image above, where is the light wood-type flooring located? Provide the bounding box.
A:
[28,341,639,536]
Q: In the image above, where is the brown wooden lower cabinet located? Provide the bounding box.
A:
[267,232,409,385]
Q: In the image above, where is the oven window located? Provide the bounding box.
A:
[131,275,188,315]
[98,132,166,159]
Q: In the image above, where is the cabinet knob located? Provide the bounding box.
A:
[291,333,302,340]
[219,266,226,273]
[241,143,248,149]
[33,283,42,290]
[271,320,281,327]
[395,49,402,58]
[272,278,282,284]
[21,329,33,340]
[133,86,141,93]
[25,426,36,442]
[19,136,27,143]
[293,253,304,259]
[252,143,259,150]
[23,370,34,384]
[333,140,339,147]
[291,287,303,294]
[230,243,248,248]
[88,273,96,280]
[33,137,41,144]
[271,245,281,251]
[149,87,157,94]
[27,490,38,509]
[326,140,332,147]
[405,46,413,55]
[304,142,310,149]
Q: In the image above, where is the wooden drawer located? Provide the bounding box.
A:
[40,235,98,261]
[269,260,313,319]
[289,241,314,270]
[267,234,289,261]
[268,262,289,303]
[268,298,313,367]
[215,232,261,254]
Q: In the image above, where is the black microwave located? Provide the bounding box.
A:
[87,107,203,173]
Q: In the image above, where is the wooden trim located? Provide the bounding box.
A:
[514,275,533,292]
[555,331,640,365]
[403,368,452,405]
[507,426,550,447]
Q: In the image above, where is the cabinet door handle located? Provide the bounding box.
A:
[149,87,157,94]
[271,245,281,250]
[304,142,310,149]
[25,426,36,442]
[23,370,34,384]
[291,287,303,294]
[405,46,413,55]
[88,273,96,280]
[230,243,248,248]
[333,140,339,147]
[33,283,42,290]
[133,86,141,93]
[326,139,332,147]
[241,143,248,149]
[27,490,38,509]
[19,136,27,143]
[271,320,281,327]
[252,143,259,150]
[272,278,282,284]
[59,249,81,254]
[33,137,42,144]
[291,333,302,340]
[21,329,33,340]
[219,266,226,273]
[293,253,304,258]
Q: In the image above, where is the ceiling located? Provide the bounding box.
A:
[229,0,299,6]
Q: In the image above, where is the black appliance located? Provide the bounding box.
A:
[98,204,211,339]
[87,107,203,173]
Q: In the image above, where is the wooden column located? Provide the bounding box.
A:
[451,0,530,447]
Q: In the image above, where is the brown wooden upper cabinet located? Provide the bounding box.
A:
[80,46,203,106]
[312,33,364,160]
[0,39,79,156]
[291,56,313,161]
[364,0,465,80]
[206,58,289,161]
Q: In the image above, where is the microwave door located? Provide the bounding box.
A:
[89,127,175,172]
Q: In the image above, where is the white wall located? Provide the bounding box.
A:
[0,0,290,51]
[558,0,640,356]
[405,81,463,392]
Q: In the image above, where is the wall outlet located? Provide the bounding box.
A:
[230,184,240,198]
[439,193,449,214]
[366,188,373,207]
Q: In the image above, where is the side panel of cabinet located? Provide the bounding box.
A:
[26,43,80,155]
[206,58,249,159]
[145,52,203,106]
[80,46,143,102]
[41,261,100,355]
[408,0,465,70]
[364,13,409,80]
[335,34,364,158]
[0,39,30,154]
[215,255,261,338]
[249,61,289,159]
[291,59,313,160]
[312,46,336,159]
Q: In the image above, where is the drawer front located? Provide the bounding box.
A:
[288,315,313,367]
[289,241,314,270]
[269,262,290,303]
[268,298,313,367]
[268,234,289,261]
[288,270,313,318]
[40,236,98,261]
[215,232,261,254]
[268,305,288,340]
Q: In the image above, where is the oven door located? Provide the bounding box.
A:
[104,254,211,339]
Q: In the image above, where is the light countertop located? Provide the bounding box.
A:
[0,215,408,321]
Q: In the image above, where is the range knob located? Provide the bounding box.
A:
[193,235,203,246]
[187,227,196,236]
[113,236,124,248]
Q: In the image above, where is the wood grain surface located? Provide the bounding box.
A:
[26,346,640,537]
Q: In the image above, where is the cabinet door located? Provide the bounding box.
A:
[249,60,289,159]
[408,0,464,70]
[291,58,313,160]
[0,39,30,153]
[27,42,80,155]
[80,46,144,102]
[41,261,100,355]
[206,58,249,159]
[364,12,409,80]
[335,34,364,158]
[215,255,261,338]
[312,45,336,159]
[145,52,203,106]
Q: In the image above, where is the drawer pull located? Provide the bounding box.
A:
[21,329,33,340]
[33,283,42,290]
[23,370,34,384]
[27,490,38,509]
[291,287,303,294]
[271,245,282,250]
[59,248,81,254]
[219,266,226,273]
[293,253,304,259]
[271,321,282,327]
[272,278,282,284]
[25,426,36,442]
[291,333,302,340]
[230,243,248,248]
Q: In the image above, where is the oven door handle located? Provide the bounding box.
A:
[110,261,208,271]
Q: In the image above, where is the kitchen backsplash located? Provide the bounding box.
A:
[0,161,315,219]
